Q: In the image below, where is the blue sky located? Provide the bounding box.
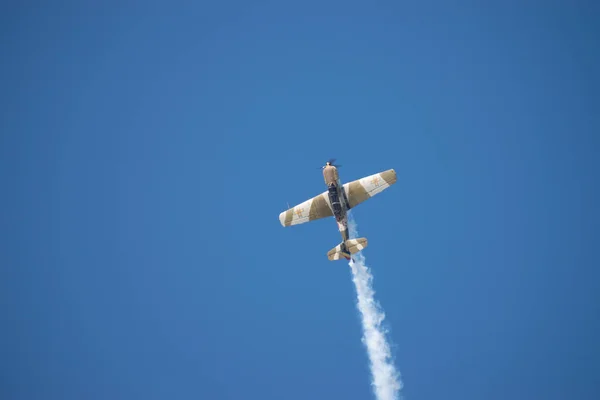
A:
[2,2,599,399]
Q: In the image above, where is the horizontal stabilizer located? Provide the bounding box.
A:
[345,238,368,254]
[327,238,368,261]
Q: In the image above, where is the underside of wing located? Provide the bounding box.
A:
[279,191,334,227]
[343,169,397,209]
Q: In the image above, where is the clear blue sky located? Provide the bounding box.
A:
[2,2,599,399]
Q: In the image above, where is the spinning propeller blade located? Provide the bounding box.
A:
[318,158,342,169]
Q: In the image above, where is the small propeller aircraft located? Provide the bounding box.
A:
[279,159,397,261]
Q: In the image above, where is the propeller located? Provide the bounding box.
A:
[327,158,342,168]
[318,158,342,169]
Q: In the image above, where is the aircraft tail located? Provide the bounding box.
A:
[327,238,368,261]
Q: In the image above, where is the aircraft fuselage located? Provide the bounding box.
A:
[323,165,352,258]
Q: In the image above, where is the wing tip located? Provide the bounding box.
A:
[279,211,286,227]
[382,169,397,185]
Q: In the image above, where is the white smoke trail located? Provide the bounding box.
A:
[347,213,402,400]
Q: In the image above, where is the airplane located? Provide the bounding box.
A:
[278,159,397,261]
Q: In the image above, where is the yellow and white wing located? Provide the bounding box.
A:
[343,169,397,209]
[279,191,334,227]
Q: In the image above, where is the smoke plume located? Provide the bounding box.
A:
[347,213,402,400]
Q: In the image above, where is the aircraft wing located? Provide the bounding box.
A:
[279,191,334,227]
[343,169,397,209]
